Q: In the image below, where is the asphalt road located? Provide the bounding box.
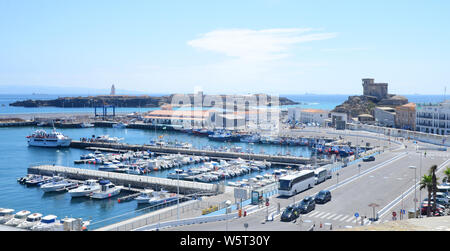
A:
[163,139,450,231]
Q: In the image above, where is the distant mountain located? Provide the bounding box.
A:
[0,85,149,96]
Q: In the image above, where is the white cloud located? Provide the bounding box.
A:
[187,28,338,61]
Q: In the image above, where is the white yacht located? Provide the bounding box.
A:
[26,128,71,147]
[68,179,101,198]
[112,122,127,129]
[5,210,31,226]
[90,180,122,199]
[80,122,94,128]
[134,189,155,204]
[147,189,178,205]
[41,178,77,193]
[17,213,43,229]
[0,208,15,224]
[31,215,64,231]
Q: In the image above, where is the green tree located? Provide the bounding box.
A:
[429,165,439,213]
[419,174,433,217]
[443,166,450,184]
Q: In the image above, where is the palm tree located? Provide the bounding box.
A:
[443,166,450,184]
[419,174,433,217]
[429,165,439,213]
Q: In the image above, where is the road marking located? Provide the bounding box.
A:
[314,212,326,218]
[308,211,321,217]
[332,214,345,221]
[339,215,350,222]
[326,213,337,220]
[320,212,331,219]
[346,217,354,222]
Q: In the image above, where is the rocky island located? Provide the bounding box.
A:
[9,93,298,108]
[332,78,409,118]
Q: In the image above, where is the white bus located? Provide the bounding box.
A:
[278,170,315,196]
[314,168,328,185]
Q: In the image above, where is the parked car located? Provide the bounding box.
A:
[362,156,375,162]
[280,204,300,222]
[298,196,316,214]
[314,190,331,204]
[420,202,445,216]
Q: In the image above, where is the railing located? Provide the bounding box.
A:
[97,199,219,231]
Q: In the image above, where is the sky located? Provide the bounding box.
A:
[0,0,449,95]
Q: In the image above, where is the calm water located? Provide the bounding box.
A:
[1,94,446,115]
[0,126,313,229]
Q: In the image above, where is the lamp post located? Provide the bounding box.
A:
[409,166,417,218]
[177,172,180,221]
[225,200,232,231]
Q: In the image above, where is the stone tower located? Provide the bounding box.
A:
[110,84,116,96]
[362,78,388,100]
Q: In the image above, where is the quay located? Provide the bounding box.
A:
[69,140,328,166]
[0,121,37,127]
[28,165,221,194]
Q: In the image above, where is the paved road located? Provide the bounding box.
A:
[163,138,450,231]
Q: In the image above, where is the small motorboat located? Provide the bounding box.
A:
[17,213,43,229]
[0,208,15,224]
[5,210,31,226]
[68,179,101,198]
[90,180,122,199]
[134,189,155,204]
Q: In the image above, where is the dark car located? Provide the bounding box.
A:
[314,190,331,204]
[362,156,375,162]
[298,196,316,214]
[280,204,300,222]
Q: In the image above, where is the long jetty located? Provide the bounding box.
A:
[28,165,220,194]
[70,140,327,166]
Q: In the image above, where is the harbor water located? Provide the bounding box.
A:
[0,126,313,229]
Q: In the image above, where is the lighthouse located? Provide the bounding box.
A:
[110,84,116,96]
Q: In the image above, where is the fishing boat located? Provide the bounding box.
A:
[90,180,122,199]
[68,179,101,198]
[26,128,72,147]
[5,210,31,226]
[17,213,43,229]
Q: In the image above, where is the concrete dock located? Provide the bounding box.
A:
[70,140,329,166]
[28,165,221,194]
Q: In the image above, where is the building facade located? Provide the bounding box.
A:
[395,103,416,130]
[374,106,396,127]
[416,101,450,135]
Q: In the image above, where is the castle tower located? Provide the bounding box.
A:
[110,84,116,96]
[362,78,388,100]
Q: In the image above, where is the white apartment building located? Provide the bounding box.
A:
[416,100,450,135]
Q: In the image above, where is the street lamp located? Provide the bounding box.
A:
[225,200,232,231]
[409,166,417,218]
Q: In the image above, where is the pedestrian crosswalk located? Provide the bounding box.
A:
[302,210,381,226]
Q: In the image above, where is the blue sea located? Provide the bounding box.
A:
[0,93,445,230]
[0,94,446,115]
